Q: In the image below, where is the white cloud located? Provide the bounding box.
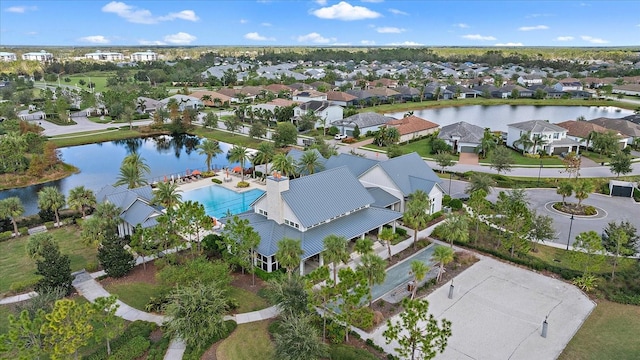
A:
[362,0,384,2]
[526,13,554,18]
[312,1,381,21]
[79,35,110,44]
[139,39,167,45]
[244,32,275,41]
[581,35,608,44]
[376,26,405,34]
[297,32,335,44]
[163,32,196,44]
[387,41,423,46]
[555,36,574,41]
[5,5,37,13]
[518,25,549,31]
[261,22,272,26]
[240,19,248,24]
[462,34,496,41]
[495,42,523,46]
[25,31,38,35]
[453,23,469,28]
[101,1,199,24]
[314,0,327,4]
[361,40,376,45]
[389,8,408,15]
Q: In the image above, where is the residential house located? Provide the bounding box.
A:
[386,115,439,143]
[423,83,454,100]
[292,90,327,102]
[368,78,399,89]
[265,84,292,97]
[517,75,544,87]
[135,97,163,114]
[130,50,157,62]
[21,50,53,62]
[492,85,534,98]
[445,85,481,99]
[216,88,244,103]
[612,84,640,97]
[96,185,164,238]
[367,87,402,103]
[159,94,203,111]
[326,91,358,107]
[556,120,628,149]
[554,79,583,92]
[588,117,640,145]
[395,86,421,101]
[189,90,232,107]
[293,100,343,129]
[346,89,376,105]
[85,50,124,62]
[0,52,17,62]
[507,120,580,155]
[331,112,394,137]
[437,121,485,153]
[231,167,402,274]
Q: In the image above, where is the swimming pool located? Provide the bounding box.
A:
[181,185,265,219]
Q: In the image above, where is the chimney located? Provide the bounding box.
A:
[266,173,289,224]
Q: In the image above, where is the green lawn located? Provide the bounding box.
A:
[216,320,274,360]
[50,129,164,147]
[190,128,265,148]
[228,287,270,313]
[579,150,613,164]
[363,138,460,160]
[0,226,97,296]
[0,304,15,334]
[104,282,165,311]
[478,148,563,166]
[560,301,640,360]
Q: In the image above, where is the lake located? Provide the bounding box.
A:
[0,134,242,216]
[386,105,633,132]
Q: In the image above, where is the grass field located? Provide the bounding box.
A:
[477,148,564,166]
[190,128,265,148]
[228,287,270,313]
[50,129,163,147]
[0,226,97,296]
[216,320,274,360]
[104,282,165,311]
[0,304,14,334]
[559,300,640,360]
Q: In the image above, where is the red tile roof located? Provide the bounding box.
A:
[326,91,357,102]
[387,115,439,135]
[556,120,622,138]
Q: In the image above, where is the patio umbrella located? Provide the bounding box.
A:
[192,169,201,175]
[233,166,242,173]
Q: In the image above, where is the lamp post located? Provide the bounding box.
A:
[566,214,575,250]
[538,159,543,185]
[449,172,453,195]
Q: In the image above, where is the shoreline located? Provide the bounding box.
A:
[0,163,79,191]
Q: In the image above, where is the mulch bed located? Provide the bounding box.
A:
[230,271,267,295]
[100,261,159,287]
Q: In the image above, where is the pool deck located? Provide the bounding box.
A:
[177,173,267,194]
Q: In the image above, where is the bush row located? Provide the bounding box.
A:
[182,320,237,360]
[84,321,156,360]
[109,336,150,360]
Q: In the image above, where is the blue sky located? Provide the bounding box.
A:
[1,1,638,47]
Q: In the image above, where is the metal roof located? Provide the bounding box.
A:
[331,112,394,128]
[282,166,374,228]
[367,187,400,208]
[507,120,566,133]
[323,153,379,177]
[438,121,485,144]
[376,152,441,196]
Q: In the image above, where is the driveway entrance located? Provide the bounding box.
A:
[458,152,479,165]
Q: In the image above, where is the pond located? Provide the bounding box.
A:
[0,135,244,216]
[386,105,633,132]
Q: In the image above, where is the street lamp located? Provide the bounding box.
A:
[566,214,575,250]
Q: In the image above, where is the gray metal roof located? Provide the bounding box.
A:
[367,187,400,208]
[331,112,394,128]
[232,206,401,259]
[282,166,374,228]
[438,121,485,144]
[548,137,581,146]
[507,120,566,133]
[375,152,441,196]
[96,185,163,228]
[323,153,379,177]
[287,148,326,166]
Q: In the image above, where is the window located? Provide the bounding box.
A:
[284,219,300,229]
[553,133,559,139]
[258,209,268,216]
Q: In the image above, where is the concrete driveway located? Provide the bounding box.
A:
[368,255,595,360]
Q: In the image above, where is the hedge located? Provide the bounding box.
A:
[84,321,156,360]
[9,277,40,293]
[109,336,150,360]
[329,345,379,360]
[211,178,222,184]
[182,320,237,360]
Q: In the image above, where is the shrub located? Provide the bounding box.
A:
[10,277,40,293]
[395,227,407,237]
[255,267,285,281]
[110,336,151,360]
[147,336,171,360]
[329,345,379,360]
[236,181,250,188]
[449,199,463,210]
[211,178,222,184]
[182,320,236,360]
[84,321,156,360]
[442,194,452,207]
[85,261,99,272]
[0,231,13,242]
[19,227,28,236]
[255,170,263,178]
[583,206,597,216]
[44,221,55,229]
[328,126,339,136]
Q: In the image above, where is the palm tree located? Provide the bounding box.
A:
[574,180,594,207]
[114,163,148,189]
[556,182,573,205]
[439,213,470,247]
[201,94,212,106]
[276,237,304,279]
[403,190,430,249]
[38,186,66,225]
[432,246,455,283]
[476,128,498,159]
[296,150,324,176]
[531,134,548,154]
[0,196,24,236]
[271,153,296,177]
[358,253,387,307]
[513,132,534,153]
[228,145,250,182]
[196,139,223,172]
[465,173,495,194]
[409,260,429,299]
[378,227,396,262]
[252,142,275,178]
[123,153,151,177]
[67,186,96,219]
[153,181,183,209]
[322,235,349,285]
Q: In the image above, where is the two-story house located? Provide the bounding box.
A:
[292,90,327,103]
[292,100,343,129]
[507,120,581,155]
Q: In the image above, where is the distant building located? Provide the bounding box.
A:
[0,52,17,62]
[85,50,124,61]
[21,50,53,62]
[130,50,157,62]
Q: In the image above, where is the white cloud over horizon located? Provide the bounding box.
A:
[581,35,609,44]
[361,40,376,45]
[79,35,110,44]
[376,26,405,34]
[297,32,335,43]
[387,41,423,46]
[495,42,523,46]
[453,23,469,28]
[164,32,196,44]
[312,1,381,21]
[555,36,574,41]
[388,8,408,15]
[244,32,275,41]
[518,25,549,31]
[101,1,199,24]
[462,34,496,41]
[5,5,37,13]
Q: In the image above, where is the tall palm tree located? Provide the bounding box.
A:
[0,196,24,236]
[67,186,96,219]
[409,260,429,299]
[556,182,573,205]
[378,227,397,262]
[476,128,498,159]
[403,190,430,249]
[276,237,304,279]
[358,253,387,307]
[153,181,183,209]
[38,186,66,225]
[296,150,324,176]
[439,213,470,247]
[123,153,151,176]
[271,153,296,178]
[114,163,148,189]
[432,246,455,283]
[531,134,548,154]
[252,142,275,178]
[574,180,594,207]
[465,173,495,194]
[228,145,250,182]
[322,235,349,285]
[201,94,212,106]
[513,131,534,154]
[196,139,223,172]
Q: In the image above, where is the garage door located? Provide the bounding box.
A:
[611,185,632,197]
[553,147,568,155]
[460,146,477,153]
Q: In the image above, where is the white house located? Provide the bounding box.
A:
[293,100,343,129]
[85,50,124,61]
[21,50,53,62]
[437,121,485,153]
[159,94,203,111]
[292,90,327,103]
[554,81,583,92]
[0,52,17,62]
[517,75,544,87]
[331,112,394,137]
[130,50,157,62]
[507,120,580,155]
